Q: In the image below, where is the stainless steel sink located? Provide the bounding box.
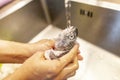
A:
[30,25,120,80]
[0,0,120,80]
[0,0,48,42]
[1,25,120,80]
[70,0,120,57]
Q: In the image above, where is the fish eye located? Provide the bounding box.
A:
[69,34,75,40]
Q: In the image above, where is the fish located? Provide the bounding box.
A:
[44,26,78,60]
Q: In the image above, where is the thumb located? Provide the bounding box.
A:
[35,51,46,60]
[27,51,45,61]
[58,44,79,68]
[35,39,55,50]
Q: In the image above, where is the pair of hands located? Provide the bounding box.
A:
[4,39,83,80]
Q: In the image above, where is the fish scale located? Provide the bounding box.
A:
[45,26,78,60]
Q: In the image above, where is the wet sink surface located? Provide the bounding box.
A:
[31,25,120,80]
[1,25,120,80]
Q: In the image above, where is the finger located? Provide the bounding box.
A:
[58,44,79,68]
[54,72,76,80]
[36,51,46,60]
[54,57,79,80]
[77,50,80,54]
[27,51,45,61]
[66,71,76,78]
[64,56,79,72]
[62,57,79,79]
[51,44,79,74]
[36,44,79,77]
[35,39,55,45]
[77,54,83,60]
[31,39,55,52]
[39,39,55,50]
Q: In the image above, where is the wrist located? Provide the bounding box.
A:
[4,61,35,80]
[0,40,33,63]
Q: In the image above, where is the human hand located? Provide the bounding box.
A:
[24,44,80,80]
[28,39,55,56]
[0,39,54,63]
[53,56,79,80]
[4,44,82,80]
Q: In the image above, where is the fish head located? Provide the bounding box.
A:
[60,26,78,42]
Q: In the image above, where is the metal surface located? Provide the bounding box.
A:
[45,0,120,56]
[0,0,48,42]
[29,25,120,80]
[0,0,120,80]
[70,1,120,57]
[46,0,66,27]
[41,0,51,24]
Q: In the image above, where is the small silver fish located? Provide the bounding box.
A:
[45,26,78,60]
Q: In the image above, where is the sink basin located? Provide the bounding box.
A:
[0,0,120,80]
[31,25,120,80]
[1,25,120,80]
